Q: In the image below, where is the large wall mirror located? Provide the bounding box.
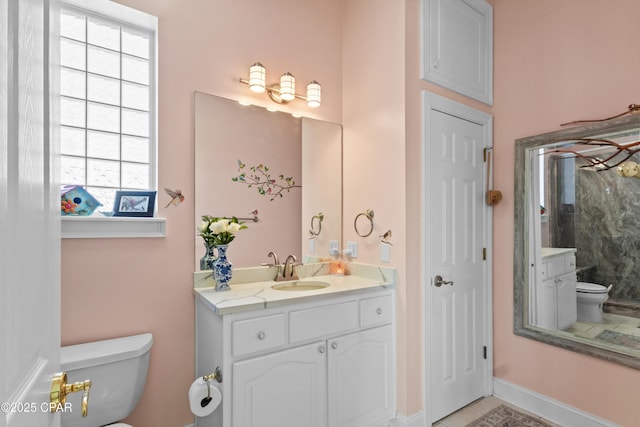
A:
[194,92,342,269]
[515,114,640,369]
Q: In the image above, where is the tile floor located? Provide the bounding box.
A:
[433,396,560,427]
[564,312,640,355]
[433,313,639,426]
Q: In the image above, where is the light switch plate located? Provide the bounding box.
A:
[309,238,315,253]
[329,240,339,253]
[381,242,391,263]
[347,241,358,258]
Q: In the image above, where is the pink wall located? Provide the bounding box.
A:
[61,1,640,425]
[60,1,342,426]
[492,1,640,425]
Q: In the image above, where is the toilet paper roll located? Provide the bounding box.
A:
[189,377,222,417]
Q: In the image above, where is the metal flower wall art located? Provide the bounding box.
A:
[561,103,640,127]
[231,159,301,201]
[551,104,640,173]
[546,137,640,172]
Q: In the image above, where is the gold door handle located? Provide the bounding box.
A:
[50,372,91,417]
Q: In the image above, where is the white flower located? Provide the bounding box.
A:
[198,221,209,233]
[210,219,229,234]
[228,222,242,234]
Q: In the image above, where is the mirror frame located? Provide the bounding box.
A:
[514,113,640,370]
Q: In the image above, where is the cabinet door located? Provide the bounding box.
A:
[233,341,327,427]
[557,272,577,330]
[536,278,558,330]
[423,0,493,104]
[327,325,394,427]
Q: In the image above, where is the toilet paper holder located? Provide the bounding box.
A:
[203,367,223,384]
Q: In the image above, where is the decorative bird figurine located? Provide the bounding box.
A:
[165,188,185,208]
[380,230,393,245]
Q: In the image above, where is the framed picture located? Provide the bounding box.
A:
[113,191,157,217]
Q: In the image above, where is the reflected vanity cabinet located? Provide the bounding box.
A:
[535,248,577,331]
[195,289,395,427]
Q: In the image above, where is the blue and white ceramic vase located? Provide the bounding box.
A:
[212,244,233,291]
[200,242,217,271]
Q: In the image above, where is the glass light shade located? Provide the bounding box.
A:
[248,62,266,93]
[306,81,321,108]
[279,72,296,101]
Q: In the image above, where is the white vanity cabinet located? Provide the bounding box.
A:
[195,288,395,427]
[536,248,577,330]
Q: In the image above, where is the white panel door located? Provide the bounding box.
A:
[232,342,327,427]
[426,101,488,422]
[1,0,60,427]
[327,325,393,427]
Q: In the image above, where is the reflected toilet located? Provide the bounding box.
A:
[576,282,612,323]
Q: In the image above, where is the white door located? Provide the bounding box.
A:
[1,1,60,426]
[327,325,393,427]
[423,93,492,423]
[232,342,327,427]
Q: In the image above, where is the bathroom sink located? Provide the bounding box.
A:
[271,281,330,291]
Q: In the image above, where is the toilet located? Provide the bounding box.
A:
[576,282,612,323]
[60,333,153,427]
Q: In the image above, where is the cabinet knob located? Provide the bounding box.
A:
[433,61,439,69]
[376,308,383,315]
[257,331,266,340]
[318,346,326,354]
[331,342,338,350]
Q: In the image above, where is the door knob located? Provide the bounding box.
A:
[434,275,454,287]
[50,372,91,417]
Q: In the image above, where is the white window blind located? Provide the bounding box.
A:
[59,3,156,213]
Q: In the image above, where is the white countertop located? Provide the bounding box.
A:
[194,262,396,315]
[541,247,576,259]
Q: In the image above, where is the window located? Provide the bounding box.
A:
[59,1,156,213]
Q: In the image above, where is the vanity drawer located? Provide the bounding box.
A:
[541,254,576,279]
[289,301,358,343]
[360,295,393,327]
[232,314,285,357]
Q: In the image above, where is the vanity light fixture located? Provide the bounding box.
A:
[239,63,321,108]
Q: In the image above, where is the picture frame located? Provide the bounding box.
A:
[113,191,157,217]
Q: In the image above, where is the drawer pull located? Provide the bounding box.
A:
[331,342,338,350]
[257,331,266,340]
[318,346,326,354]
[377,308,383,315]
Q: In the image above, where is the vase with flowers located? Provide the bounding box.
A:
[197,215,247,291]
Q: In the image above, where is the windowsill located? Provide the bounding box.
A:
[61,216,166,239]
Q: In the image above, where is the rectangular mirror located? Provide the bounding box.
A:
[515,114,640,370]
[194,92,342,268]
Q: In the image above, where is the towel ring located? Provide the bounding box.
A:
[354,209,374,237]
[309,213,324,238]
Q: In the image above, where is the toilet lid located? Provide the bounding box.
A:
[108,424,132,427]
[577,282,608,294]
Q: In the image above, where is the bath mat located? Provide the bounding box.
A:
[466,405,553,427]
[595,330,640,351]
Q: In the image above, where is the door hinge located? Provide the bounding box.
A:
[482,247,486,260]
[483,346,487,359]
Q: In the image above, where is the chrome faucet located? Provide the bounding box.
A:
[281,254,299,281]
[266,251,279,267]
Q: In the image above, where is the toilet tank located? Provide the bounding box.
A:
[60,333,153,427]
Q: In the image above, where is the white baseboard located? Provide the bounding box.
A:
[389,411,425,427]
[493,377,621,427]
